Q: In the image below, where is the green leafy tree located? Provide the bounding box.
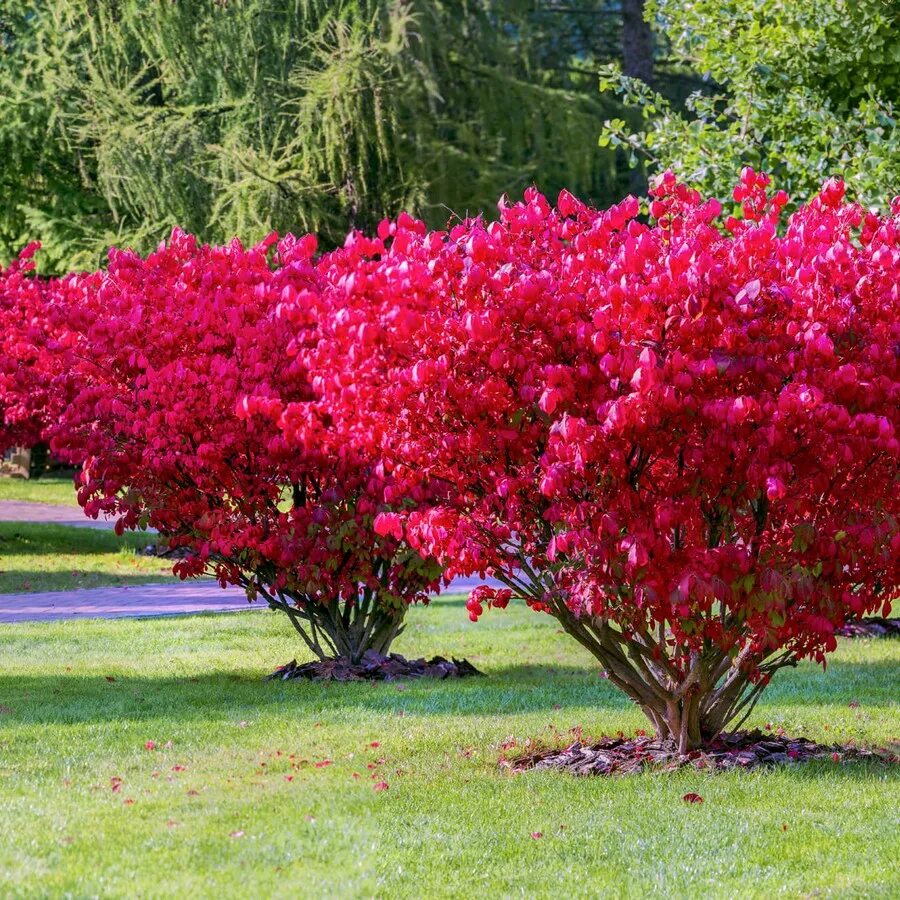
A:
[1,0,630,272]
[600,0,900,208]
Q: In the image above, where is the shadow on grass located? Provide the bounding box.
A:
[0,665,625,725]
[0,522,153,556]
[1,656,897,729]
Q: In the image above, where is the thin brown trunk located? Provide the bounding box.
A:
[247,578,406,664]
[621,0,654,86]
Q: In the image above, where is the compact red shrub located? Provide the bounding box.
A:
[297,171,900,749]
[0,244,75,454]
[51,229,440,662]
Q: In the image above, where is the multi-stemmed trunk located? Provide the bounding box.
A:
[250,580,406,665]
[496,564,797,753]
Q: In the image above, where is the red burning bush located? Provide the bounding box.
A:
[51,230,441,663]
[295,171,899,749]
[0,244,76,455]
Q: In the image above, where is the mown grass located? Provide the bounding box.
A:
[0,522,177,593]
[0,598,897,898]
[0,476,79,507]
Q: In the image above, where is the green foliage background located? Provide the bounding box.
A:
[601,0,900,209]
[0,0,627,272]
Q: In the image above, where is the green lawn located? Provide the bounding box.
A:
[0,522,177,593]
[0,599,896,898]
[0,475,80,507]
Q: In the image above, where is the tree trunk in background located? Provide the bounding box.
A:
[621,0,654,86]
[621,0,653,195]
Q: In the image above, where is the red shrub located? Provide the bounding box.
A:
[51,230,440,662]
[0,244,70,454]
[295,172,900,749]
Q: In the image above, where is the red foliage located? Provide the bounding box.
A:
[296,170,899,747]
[0,244,71,454]
[49,229,440,662]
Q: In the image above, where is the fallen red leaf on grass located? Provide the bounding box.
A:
[230,830,245,839]
[110,777,123,793]
[369,741,381,748]
[373,781,389,792]
[144,740,156,751]
[531,832,543,840]
[105,676,116,683]
[682,793,704,804]
[123,798,135,806]
[172,765,186,772]
[284,775,294,782]
[314,760,332,768]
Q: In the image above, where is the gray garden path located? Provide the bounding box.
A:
[0,499,119,530]
[0,499,500,623]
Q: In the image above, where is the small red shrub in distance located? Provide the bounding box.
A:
[49,230,441,663]
[294,170,899,750]
[0,244,89,455]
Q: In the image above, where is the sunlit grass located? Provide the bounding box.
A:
[0,597,896,897]
[0,476,79,507]
[0,522,177,593]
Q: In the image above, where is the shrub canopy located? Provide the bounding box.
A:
[46,230,440,662]
[285,172,900,749]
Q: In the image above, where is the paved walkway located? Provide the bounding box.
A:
[0,575,499,624]
[0,500,118,530]
[0,501,501,623]
[0,581,252,623]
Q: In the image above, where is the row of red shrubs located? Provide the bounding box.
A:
[1,170,897,750]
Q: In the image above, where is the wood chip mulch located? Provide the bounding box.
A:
[836,617,900,638]
[139,543,195,559]
[265,650,483,682]
[508,729,898,776]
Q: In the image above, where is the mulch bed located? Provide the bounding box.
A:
[139,543,195,560]
[836,617,900,638]
[265,650,484,682]
[509,729,897,776]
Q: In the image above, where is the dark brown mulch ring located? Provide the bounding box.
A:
[509,729,898,776]
[139,543,195,560]
[265,650,483,682]
[836,617,900,638]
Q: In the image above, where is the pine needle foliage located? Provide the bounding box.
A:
[1,0,623,271]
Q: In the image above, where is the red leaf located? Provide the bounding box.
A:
[373,781,389,792]
[230,830,245,839]
[144,740,156,751]
[530,832,543,840]
[682,793,704,804]
[314,760,332,769]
